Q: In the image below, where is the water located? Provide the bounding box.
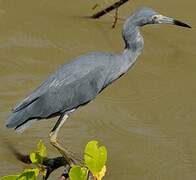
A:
[0,0,196,179]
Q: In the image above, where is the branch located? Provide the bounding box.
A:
[9,145,70,180]
[91,0,129,19]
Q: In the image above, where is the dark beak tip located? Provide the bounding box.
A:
[184,25,192,29]
[174,20,192,29]
[184,24,192,29]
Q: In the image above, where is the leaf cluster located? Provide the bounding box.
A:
[1,140,47,180]
[69,140,107,180]
[1,140,107,180]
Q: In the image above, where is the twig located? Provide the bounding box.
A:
[107,13,125,21]
[91,0,129,19]
[44,157,70,180]
[112,8,119,28]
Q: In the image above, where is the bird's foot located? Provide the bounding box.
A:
[49,131,57,145]
[49,132,74,166]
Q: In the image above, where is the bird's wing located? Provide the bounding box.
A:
[32,66,106,118]
[12,53,109,113]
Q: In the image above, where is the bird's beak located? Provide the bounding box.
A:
[154,15,191,28]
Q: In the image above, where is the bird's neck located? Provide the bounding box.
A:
[122,25,144,65]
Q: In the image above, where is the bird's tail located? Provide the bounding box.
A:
[6,110,36,133]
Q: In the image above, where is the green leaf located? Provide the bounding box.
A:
[17,168,39,180]
[37,140,47,158]
[69,166,88,180]
[30,140,47,164]
[30,152,38,164]
[84,140,107,176]
[24,168,39,176]
[30,152,43,164]
[96,165,106,180]
[0,175,19,180]
[0,169,39,180]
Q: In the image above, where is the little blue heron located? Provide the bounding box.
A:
[6,7,191,164]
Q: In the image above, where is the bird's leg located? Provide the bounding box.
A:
[49,114,73,166]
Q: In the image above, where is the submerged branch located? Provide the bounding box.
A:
[91,0,129,19]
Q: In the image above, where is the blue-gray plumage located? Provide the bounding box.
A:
[6,7,191,133]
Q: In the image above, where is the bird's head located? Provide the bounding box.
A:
[127,7,191,28]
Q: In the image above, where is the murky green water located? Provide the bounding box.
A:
[0,0,196,179]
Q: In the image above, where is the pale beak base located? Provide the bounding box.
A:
[153,15,191,28]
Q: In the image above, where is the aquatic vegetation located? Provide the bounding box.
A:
[1,140,47,180]
[1,140,107,180]
[69,140,107,180]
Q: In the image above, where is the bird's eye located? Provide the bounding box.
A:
[153,16,158,20]
[152,15,159,23]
